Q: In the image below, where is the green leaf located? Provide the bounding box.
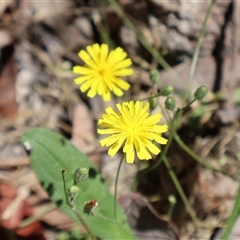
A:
[22,128,135,240]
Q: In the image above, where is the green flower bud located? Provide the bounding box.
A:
[165,96,176,111]
[160,85,174,96]
[194,85,208,101]
[68,185,79,206]
[73,167,89,184]
[150,69,160,84]
[168,195,176,205]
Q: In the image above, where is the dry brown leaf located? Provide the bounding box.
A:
[0,32,18,119]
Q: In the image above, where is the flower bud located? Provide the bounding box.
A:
[150,69,160,84]
[168,195,176,205]
[165,96,176,111]
[160,85,174,96]
[83,199,98,216]
[73,167,89,184]
[68,185,80,206]
[194,85,208,101]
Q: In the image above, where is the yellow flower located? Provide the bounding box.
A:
[97,101,168,163]
[73,43,133,101]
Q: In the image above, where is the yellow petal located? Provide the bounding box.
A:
[73,66,92,75]
[112,87,123,97]
[113,69,133,76]
[146,142,160,155]
[108,48,127,65]
[152,134,168,144]
[97,81,106,95]
[86,44,100,63]
[115,78,130,90]
[108,137,125,156]
[92,44,101,55]
[111,59,132,70]
[87,88,96,98]
[79,50,99,69]
[125,143,135,163]
[74,75,92,84]
[100,44,109,64]
[137,148,152,160]
[99,135,119,146]
[80,80,94,92]
[97,128,121,135]
[154,124,168,133]
[102,91,111,101]
[99,136,112,146]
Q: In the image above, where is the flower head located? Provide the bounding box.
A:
[165,96,176,111]
[73,167,89,184]
[194,85,208,101]
[68,185,79,206]
[97,101,168,163]
[73,43,133,101]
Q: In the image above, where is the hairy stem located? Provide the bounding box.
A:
[61,170,96,240]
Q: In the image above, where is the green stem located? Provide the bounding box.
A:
[181,99,196,112]
[221,184,240,240]
[114,154,125,220]
[61,170,96,240]
[162,155,199,227]
[73,207,96,240]
[61,170,69,205]
[167,196,176,220]
[139,133,174,176]
[188,0,217,93]
[173,133,237,180]
[18,203,56,228]
[138,98,189,176]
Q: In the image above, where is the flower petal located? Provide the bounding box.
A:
[74,75,92,84]
[113,69,133,76]
[73,66,93,75]
[86,44,100,63]
[111,59,132,71]
[100,44,109,64]
[87,88,97,98]
[115,78,130,90]
[79,50,99,69]
[124,143,135,164]
[108,137,126,156]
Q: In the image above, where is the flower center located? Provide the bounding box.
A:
[126,124,137,141]
[99,68,107,77]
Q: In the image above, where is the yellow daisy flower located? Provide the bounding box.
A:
[97,100,168,164]
[73,43,133,101]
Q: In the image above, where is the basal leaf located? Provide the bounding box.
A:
[22,128,135,239]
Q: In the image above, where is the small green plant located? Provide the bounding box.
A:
[22,128,135,239]
[20,0,239,239]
